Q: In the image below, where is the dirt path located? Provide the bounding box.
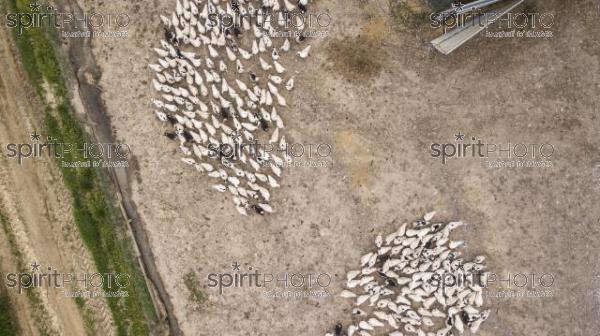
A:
[0,215,37,335]
[0,19,116,336]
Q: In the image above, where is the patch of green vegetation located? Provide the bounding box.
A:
[4,1,157,335]
[24,290,55,336]
[0,285,20,336]
[75,297,97,336]
[389,0,431,30]
[74,296,85,308]
[0,212,22,263]
[183,271,206,305]
[427,0,455,12]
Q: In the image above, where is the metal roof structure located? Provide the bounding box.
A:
[430,0,525,55]
[438,0,508,19]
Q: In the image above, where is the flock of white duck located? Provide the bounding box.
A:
[149,0,311,215]
[148,1,494,334]
[328,212,491,336]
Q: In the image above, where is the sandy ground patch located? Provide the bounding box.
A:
[67,0,600,334]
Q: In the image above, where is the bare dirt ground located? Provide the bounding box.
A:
[64,0,600,335]
[0,18,116,336]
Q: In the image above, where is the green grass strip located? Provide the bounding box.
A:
[0,286,20,336]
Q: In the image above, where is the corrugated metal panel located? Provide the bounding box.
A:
[431,0,525,55]
[439,0,508,18]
